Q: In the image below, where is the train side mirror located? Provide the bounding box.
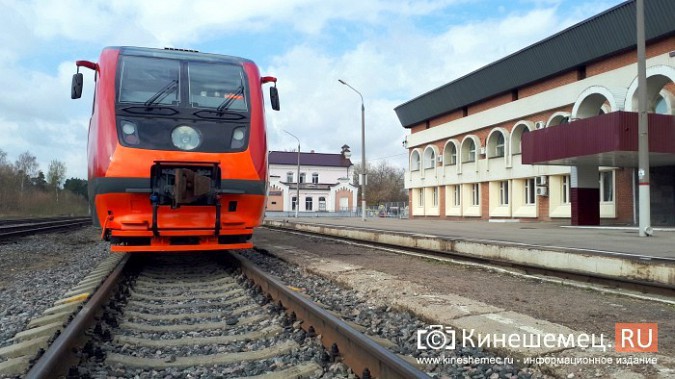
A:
[71,73,83,99]
[270,86,280,111]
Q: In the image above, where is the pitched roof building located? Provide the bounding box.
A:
[266,146,358,214]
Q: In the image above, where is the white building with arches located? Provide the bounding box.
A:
[266,146,358,214]
[397,0,675,225]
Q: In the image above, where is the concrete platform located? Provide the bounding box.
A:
[262,217,675,288]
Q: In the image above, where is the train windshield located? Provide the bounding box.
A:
[117,55,248,113]
[188,62,248,112]
[118,56,180,106]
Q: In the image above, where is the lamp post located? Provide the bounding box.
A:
[284,130,300,218]
[338,79,367,221]
[636,0,651,236]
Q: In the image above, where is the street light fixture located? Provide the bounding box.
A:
[284,130,301,218]
[338,79,367,221]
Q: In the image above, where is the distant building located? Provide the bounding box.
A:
[397,0,675,225]
[267,145,359,213]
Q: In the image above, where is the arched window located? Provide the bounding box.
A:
[510,124,531,155]
[299,173,306,183]
[444,142,457,165]
[286,172,293,183]
[463,139,476,162]
[423,147,436,169]
[495,134,504,157]
[305,196,313,211]
[312,173,319,184]
[411,150,421,171]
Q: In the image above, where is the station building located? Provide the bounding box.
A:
[396,0,675,225]
[266,146,359,214]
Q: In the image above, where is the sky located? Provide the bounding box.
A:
[0,0,625,180]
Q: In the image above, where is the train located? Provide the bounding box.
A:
[71,46,279,253]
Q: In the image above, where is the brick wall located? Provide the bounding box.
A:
[587,37,675,77]
[538,194,550,221]
[438,185,447,217]
[615,168,635,224]
[469,92,514,115]
[430,110,465,127]
[520,70,580,99]
[480,182,490,220]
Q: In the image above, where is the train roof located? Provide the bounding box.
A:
[109,46,255,65]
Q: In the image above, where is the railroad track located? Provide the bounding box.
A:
[261,225,675,300]
[18,252,427,378]
[0,217,91,239]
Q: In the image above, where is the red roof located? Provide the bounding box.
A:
[269,151,352,167]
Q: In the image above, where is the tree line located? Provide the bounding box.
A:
[0,149,88,217]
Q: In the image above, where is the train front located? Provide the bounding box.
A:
[73,47,279,253]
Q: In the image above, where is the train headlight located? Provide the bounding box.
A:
[120,121,139,145]
[121,121,137,135]
[231,127,246,149]
[171,125,201,151]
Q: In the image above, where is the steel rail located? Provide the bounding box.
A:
[0,216,88,226]
[25,254,130,379]
[230,253,430,379]
[0,217,91,239]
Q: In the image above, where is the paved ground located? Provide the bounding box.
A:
[267,216,675,260]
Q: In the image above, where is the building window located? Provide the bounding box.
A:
[432,187,438,207]
[305,196,313,211]
[465,140,476,162]
[495,133,505,157]
[562,175,570,204]
[472,183,479,206]
[600,171,614,202]
[299,173,306,183]
[445,143,457,165]
[418,188,424,207]
[286,172,293,183]
[291,196,297,210]
[411,151,421,171]
[318,197,326,211]
[453,185,461,206]
[424,148,436,169]
[499,180,509,205]
[525,178,535,205]
[312,173,319,184]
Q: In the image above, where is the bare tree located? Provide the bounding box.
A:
[47,160,67,203]
[354,161,408,206]
[14,151,38,192]
[0,148,12,176]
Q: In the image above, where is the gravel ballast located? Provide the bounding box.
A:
[0,227,108,350]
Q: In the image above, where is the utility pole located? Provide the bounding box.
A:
[339,79,367,221]
[636,0,652,236]
[284,130,301,218]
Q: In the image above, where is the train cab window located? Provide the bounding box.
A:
[118,56,180,105]
[188,62,248,112]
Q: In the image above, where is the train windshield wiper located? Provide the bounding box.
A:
[144,80,178,107]
[216,85,244,113]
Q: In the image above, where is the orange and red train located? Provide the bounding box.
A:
[72,46,279,253]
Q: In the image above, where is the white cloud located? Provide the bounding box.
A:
[0,0,624,178]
